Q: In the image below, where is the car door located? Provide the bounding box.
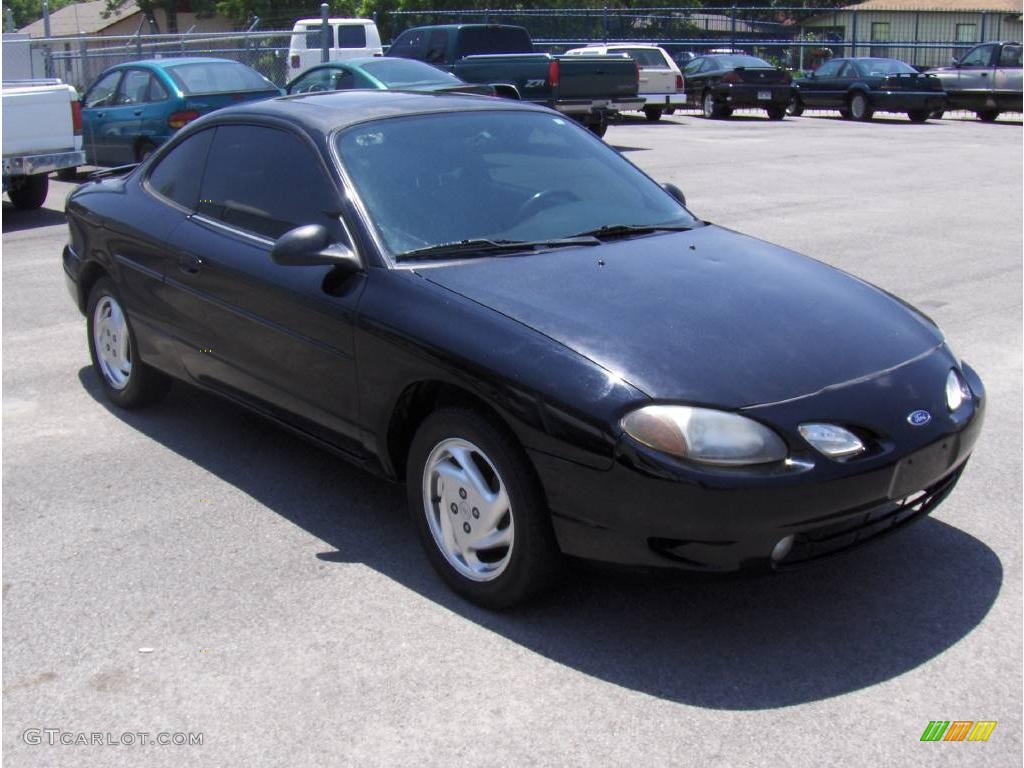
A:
[956,43,998,100]
[161,122,367,455]
[994,43,1023,110]
[810,59,845,107]
[102,68,156,164]
[80,69,123,165]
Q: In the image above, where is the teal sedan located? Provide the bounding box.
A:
[80,57,281,166]
[285,57,494,96]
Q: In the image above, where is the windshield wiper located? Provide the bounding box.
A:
[395,236,600,262]
[572,224,694,240]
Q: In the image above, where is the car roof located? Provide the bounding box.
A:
[112,57,249,69]
[200,89,547,132]
[402,23,527,32]
[299,57,437,69]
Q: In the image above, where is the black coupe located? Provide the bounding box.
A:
[790,57,946,122]
[682,54,793,119]
[63,92,984,608]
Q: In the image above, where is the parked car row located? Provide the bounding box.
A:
[61,30,1021,173]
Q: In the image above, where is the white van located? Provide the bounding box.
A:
[288,18,383,80]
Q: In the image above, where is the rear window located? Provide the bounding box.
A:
[165,61,275,94]
[456,26,531,57]
[709,55,772,69]
[338,25,367,48]
[614,48,671,68]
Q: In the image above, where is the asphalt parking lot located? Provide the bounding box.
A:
[3,109,1021,767]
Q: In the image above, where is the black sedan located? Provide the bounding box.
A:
[682,54,792,119]
[63,92,984,608]
[790,57,946,122]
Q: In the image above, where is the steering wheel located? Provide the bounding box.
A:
[515,189,580,222]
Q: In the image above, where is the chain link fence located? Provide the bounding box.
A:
[8,6,1022,92]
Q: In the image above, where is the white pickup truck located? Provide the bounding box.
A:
[2,79,86,210]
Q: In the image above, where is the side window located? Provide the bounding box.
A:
[837,62,856,78]
[84,71,121,108]
[815,60,841,77]
[332,69,356,90]
[425,30,447,63]
[148,75,169,101]
[684,58,703,75]
[117,69,152,104]
[290,67,334,93]
[146,129,215,210]
[961,44,995,67]
[197,125,339,240]
[388,29,428,60]
[999,44,1021,67]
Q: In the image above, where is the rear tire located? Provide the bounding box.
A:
[643,106,663,122]
[977,110,999,122]
[930,110,945,120]
[907,109,930,123]
[663,107,676,115]
[766,105,786,120]
[587,117,608,138]
[787,96,804,116]
[406,407,560,609]
[135,141,156,163]
[7,174,48,210]
[56,167,78,182]
[702,91,727,119]
[849,92,873,121]
[86,278,171,409]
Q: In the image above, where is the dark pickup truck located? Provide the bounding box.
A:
[929,41,1022,121]
[385,24,643,136]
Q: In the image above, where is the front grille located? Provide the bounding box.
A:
[776,466,964,568]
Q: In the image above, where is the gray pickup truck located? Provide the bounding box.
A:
[385,24,643,136]
[929,41,1022,121]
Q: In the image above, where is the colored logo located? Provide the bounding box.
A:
[907,409,932,426]
[921,721,997,742]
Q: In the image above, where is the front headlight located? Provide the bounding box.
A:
[946,368,971,411]
[621,405,788,466]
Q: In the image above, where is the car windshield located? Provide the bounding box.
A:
[335,110,697,259]
[164,61,276,94]
[710,55,772,69]
[360,59,461,87]
[854,59,918,76]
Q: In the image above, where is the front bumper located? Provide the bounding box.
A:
[532,354,985,572]
[714,83,792,109]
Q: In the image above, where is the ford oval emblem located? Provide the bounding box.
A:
[907,409,932,426]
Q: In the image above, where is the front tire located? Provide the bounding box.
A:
[86,278,170,408]
[406,407,560,609]
[907,109,930,123]
[766,105,786,120]
[643,106,663,122]
[849,92,873,121]
[977,110,999,122]
[7,174,48,210]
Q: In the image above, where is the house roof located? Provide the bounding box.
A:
[834,0,1021,11]
[20,1,140,38]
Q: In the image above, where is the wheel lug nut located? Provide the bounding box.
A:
[463,522,471,534]
[459,488,467,499]
[449,502,458,514]
[472,507,479,518]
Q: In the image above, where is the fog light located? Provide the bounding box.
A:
[798,423,865,458]
[771,535,795,562]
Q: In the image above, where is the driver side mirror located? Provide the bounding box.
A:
[271,224,361,275]
[951,56,960,67]
[661,182,687,207]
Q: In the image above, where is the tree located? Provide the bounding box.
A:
[9,0,77,30]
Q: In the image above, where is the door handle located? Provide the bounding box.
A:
[177,255,203,275]
[981,72,989,77]
[96,112,105,118]
[133,109,143,115]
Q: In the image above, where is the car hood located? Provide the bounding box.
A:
[418,224,943,407]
